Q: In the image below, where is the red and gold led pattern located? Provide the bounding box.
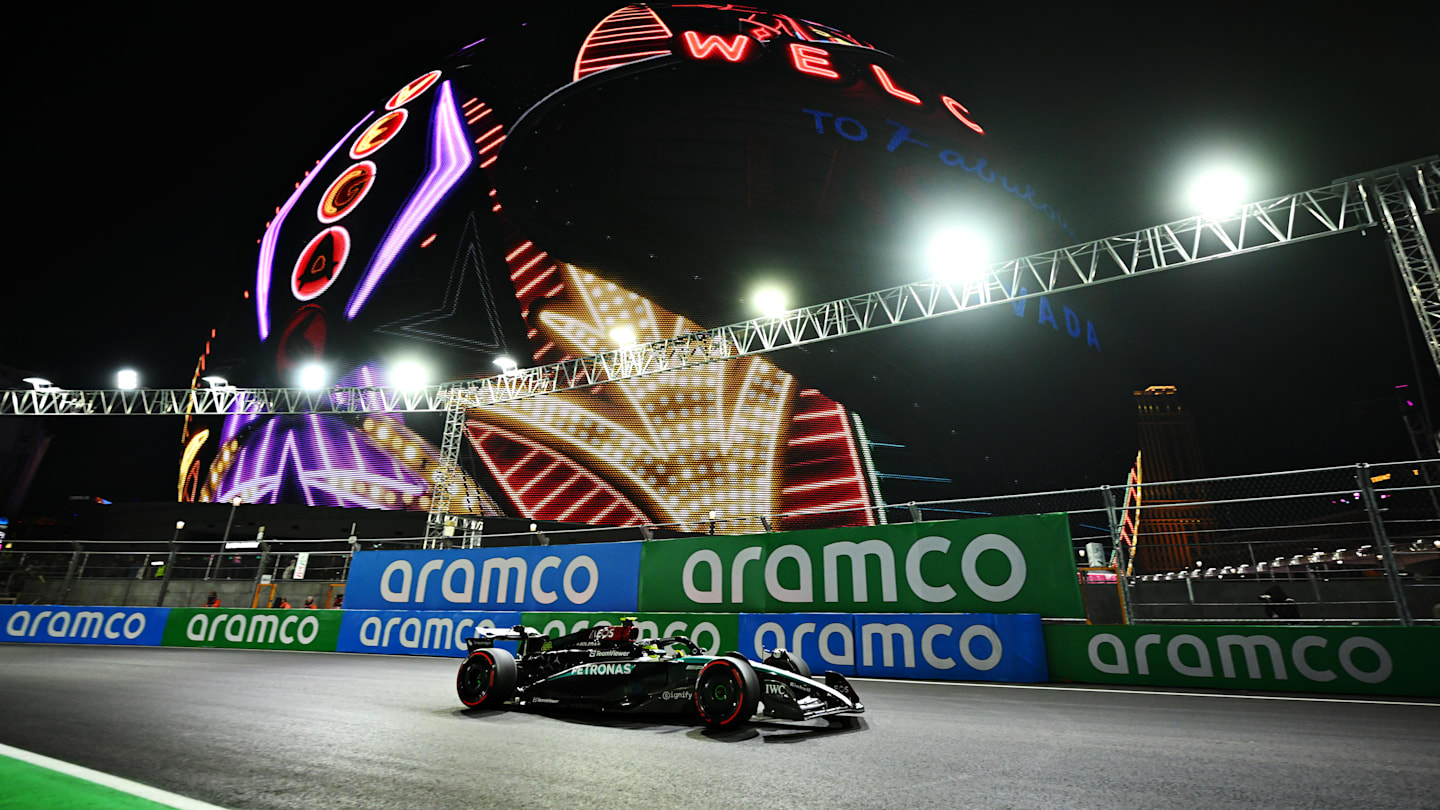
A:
[318,161,376,223]
[350,109,407,161]
[291,227,350,301]
[467,246,877,532]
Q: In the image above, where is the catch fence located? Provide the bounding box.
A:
[3,461,1434,624]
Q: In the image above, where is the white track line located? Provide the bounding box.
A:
[849,677,1440,707]
[0,743,231,810]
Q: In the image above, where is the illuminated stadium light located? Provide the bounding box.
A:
[298,364,327,391]
[752,286,789,318]
[1186,166,1249,218]
[390,361,429,390]
[926,227,990,284]
[201,375,230,389]
[493,356,519,375]
[609,326,638,347]
[116,369,139,391]
[21,377,54,391]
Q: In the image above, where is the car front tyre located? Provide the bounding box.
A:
[694,657,760,729]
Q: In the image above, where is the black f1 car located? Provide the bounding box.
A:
[455,617,864,729]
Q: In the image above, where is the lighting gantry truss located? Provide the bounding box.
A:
[3,158,1435,544]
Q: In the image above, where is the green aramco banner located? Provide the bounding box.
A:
[1045,625,1440,697]
[163,609,342,652]
[638,515,1083,617]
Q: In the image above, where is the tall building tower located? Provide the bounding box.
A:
[1132,385,1212,572]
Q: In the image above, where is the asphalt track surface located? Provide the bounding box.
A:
[2,646,1437,810]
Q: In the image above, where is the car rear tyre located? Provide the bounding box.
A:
[457,648,517,709]
[694,657,760,729]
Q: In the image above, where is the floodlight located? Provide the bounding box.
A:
[116,369,139,390]
[926,227,990,284]
[201,376,229,389]
[390,360,429,390]
[298,363,327,391]
[22,377,53,391]
[493,356,519,374]
[752,287,788,318]
[175,520,186,530]
[1186,166,1249,218]
[609,326,637,348]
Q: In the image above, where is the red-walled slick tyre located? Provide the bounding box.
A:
[694,657,760,729]
[457,648,517,709]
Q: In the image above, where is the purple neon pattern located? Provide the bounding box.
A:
[335,364,408,416]
[346,80,472,320]
[212,414,427,508]
[255,112,374,341]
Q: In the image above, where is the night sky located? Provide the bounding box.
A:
[6,2,1437,513]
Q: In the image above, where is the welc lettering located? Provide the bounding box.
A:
[679,31,985,136]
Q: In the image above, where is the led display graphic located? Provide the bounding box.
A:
[188,4,1088,534]
[318,162,376,224]
[291,226,350,301]
[350,110,407,160]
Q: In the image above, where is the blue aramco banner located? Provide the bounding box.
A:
[337,610,522,657]
[345,544,643,612]
[0,605,170,647]
[738,613,1047,682]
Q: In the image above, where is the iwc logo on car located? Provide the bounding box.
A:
[765,682,792,696]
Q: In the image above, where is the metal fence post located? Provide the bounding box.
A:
[156,544,178,608]
[1101,485,1136,625]
[61,542,82,605]
[255,541,271,590]
[1358,463,1413,625]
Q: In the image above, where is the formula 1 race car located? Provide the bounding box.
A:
[455,618,864,729]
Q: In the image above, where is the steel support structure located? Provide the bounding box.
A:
[1364,161,1440,379]
[2,159,1436,541]
[424,402,471,547]
[10,162,1428,420]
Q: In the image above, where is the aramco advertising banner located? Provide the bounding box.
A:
[337,610,522,657]
[737,613,1047,682]
[638,516,1083,617]
[344,543,643,612]
[0,605,170,647]
[1045,625,1440,698]
[521,613,740,657]
[162,608,342,652]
